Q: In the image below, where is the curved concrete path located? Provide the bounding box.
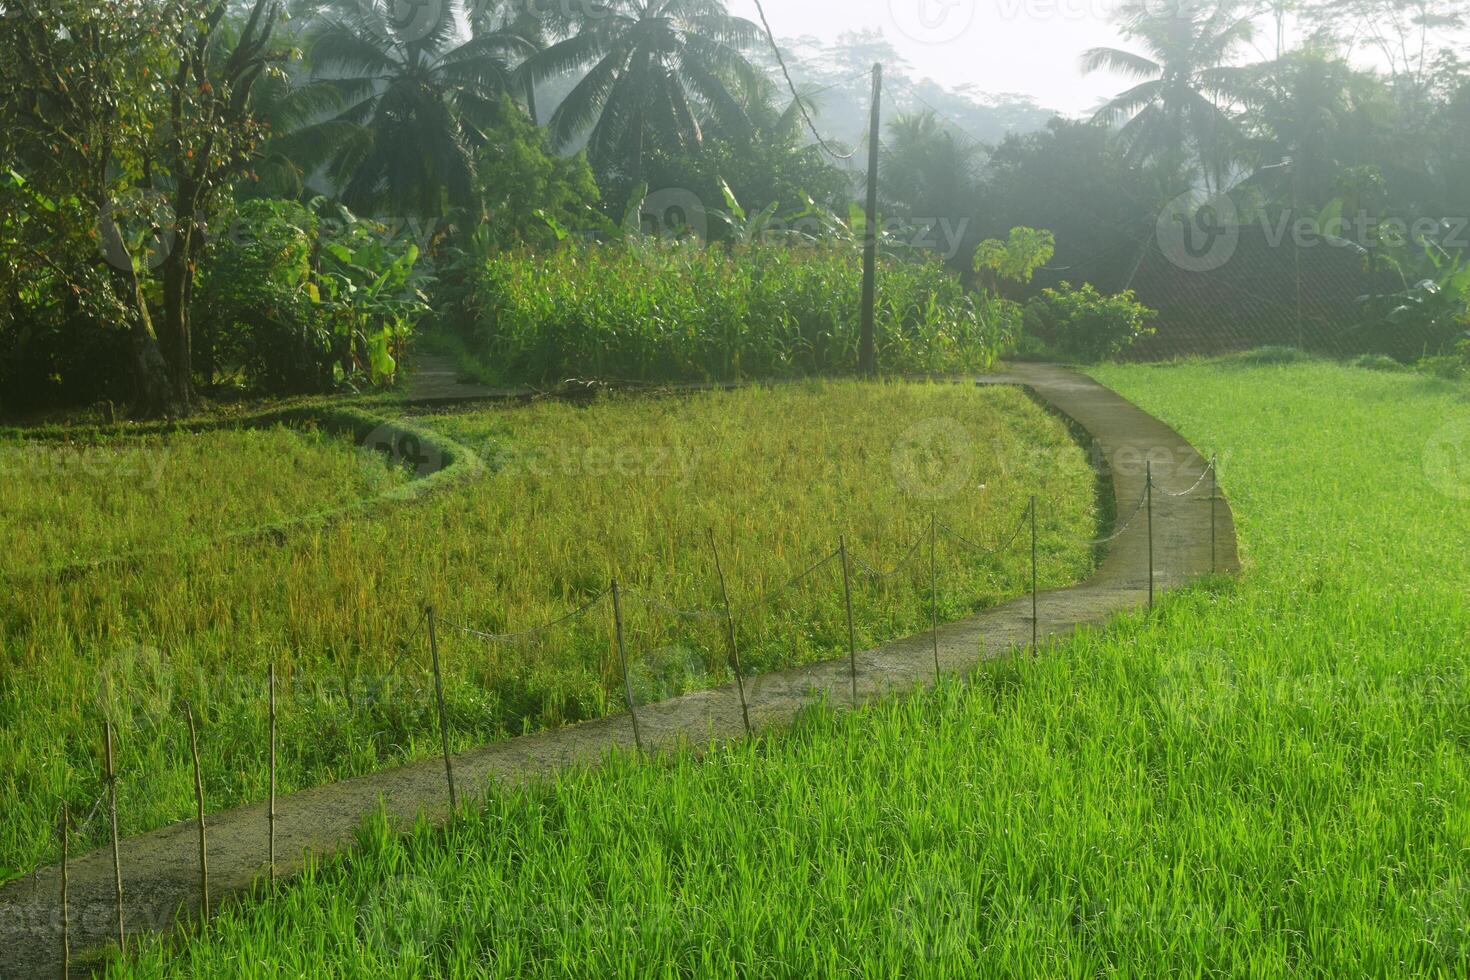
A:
[0,364,1239,977]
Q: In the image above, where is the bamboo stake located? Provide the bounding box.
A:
[610,581,643,753]
[268,661,277,885]
[58,800,69,980]
[1210,453,1218,575]
[1030,497,1039,652]
[930,514,940,683]
[1147,461,1155,611]
[102,719,124,952]
[426,608,458,815]
[183,702,208,920]
[708,531,751,737]
[840,536,857,705]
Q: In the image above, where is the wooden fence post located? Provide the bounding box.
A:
[183,702,209,920]
[58,801,69,979]
[268,662,277,885]
[102,719,124,952]
[840,536,857,705]
[610,581,644,753]
[708,531,752,737]
[426,607,458,815]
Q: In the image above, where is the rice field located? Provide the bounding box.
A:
[108,358,1470,978]
[0,381,1099,883]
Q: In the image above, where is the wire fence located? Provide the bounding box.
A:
[32,455,1223,962]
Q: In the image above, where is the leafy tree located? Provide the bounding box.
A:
[980,119,1177,295]
[474,94,604,247]
[1300,0,1465,92]
[973,228,1056,295]
[0,0,283,415]
[881,112,983,213]
[528,0,764,184]
[1238,49,1392,210]
[600,87,852,232]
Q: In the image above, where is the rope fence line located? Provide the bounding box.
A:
[1082,486,1152,548]
[1152,458,1217,499]
[36,457,1227,962]
[437,589,611,644]
[937,508,1031,558]
[850,528,928,581]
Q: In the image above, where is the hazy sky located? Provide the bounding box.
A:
[727,0,1140,116]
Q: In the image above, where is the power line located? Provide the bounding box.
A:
[750,0,858,161]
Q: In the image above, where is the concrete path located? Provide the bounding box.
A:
[0,364,1239,977]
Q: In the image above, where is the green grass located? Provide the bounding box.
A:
[1,381,1098,882]
[112,358,1470,978]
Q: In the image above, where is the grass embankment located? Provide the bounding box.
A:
[0,426,411,571]
[114,359,1470,978]
[1,382,1097,882]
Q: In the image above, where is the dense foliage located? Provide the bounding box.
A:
[1023,283,1159,362]
[455,243,1012,384]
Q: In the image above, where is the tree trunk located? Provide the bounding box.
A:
[120,271,175,418]
[158,210,198,411]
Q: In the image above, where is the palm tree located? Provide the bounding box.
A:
[880,111,984,215]
[306,0,536,217]
[527,0,764,183]
[1082,1,1256,191]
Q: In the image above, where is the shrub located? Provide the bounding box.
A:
[458,242,1011,384]
[1349,353,1408,372]
[194,199,328,393]
[1227,346,1315,366]
[194,199,430,394]
[1021,282,1156,362]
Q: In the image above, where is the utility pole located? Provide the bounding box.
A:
[859,62,882,377]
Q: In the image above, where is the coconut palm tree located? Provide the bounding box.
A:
[880,111,984,215]
[1082,0,1256,191]
[306,0,536,217]
[527,0,764,183]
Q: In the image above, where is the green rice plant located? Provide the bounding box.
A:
[0,382,1097,882]
[112,360,1470,978]
[456,242,1009,385]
